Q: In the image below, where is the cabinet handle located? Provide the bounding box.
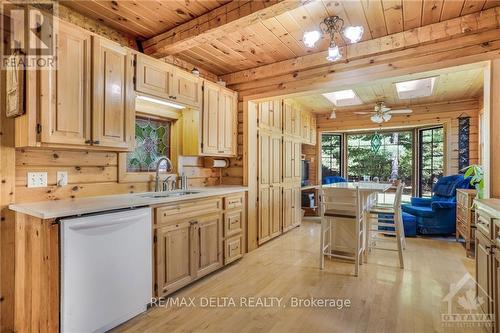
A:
[93,140,100,145]
[189,220,198,225]
[218,150,224,153]
[85,140,92,144]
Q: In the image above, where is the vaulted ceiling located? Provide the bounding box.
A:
[62,0,500,75]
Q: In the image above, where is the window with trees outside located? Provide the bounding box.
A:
[321,134,342,178]
[347,131,414,200]
[419,127,444,197]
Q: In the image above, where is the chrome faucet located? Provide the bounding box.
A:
[154,157,174,192]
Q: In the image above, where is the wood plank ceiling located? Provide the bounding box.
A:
[61,0,231,39]
[63,0,500,75]
[290,65,484,113]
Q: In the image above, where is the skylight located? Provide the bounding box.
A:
[395,77,437,99]
[322,89,363,107]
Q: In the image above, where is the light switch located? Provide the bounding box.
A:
[27,172,48,188]
[57,171,68,186]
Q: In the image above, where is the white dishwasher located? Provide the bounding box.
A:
[60,207,152,333]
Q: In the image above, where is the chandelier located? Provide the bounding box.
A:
[303,16,364,62]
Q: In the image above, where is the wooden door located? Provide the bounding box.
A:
[173,69,202,107]
[293,186,302,226]
[194,213,223,278]
[92,37,135,149]
[219,88,237,155]
[476,231,492,316]
[258,130,272,244]
[40,22,91,146]
[310,115,317,145]
[283,136,293,183]
[135,53,174,99]
[270,133,282,238]
[282,186,294,232]
[301,111,310,142]
[156,221,195,296]
[293,140,302,183]
[270,186,282,237]
[202,81,220,155]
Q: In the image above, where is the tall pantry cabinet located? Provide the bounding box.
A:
[257,100,303,245]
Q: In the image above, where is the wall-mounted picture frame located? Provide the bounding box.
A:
[5,51,25,118]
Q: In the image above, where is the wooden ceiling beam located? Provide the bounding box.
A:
[222,6,500,86]
[235,30,500,98]
[142,0,312,58]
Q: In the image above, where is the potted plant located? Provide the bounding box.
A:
[463,164,484,199]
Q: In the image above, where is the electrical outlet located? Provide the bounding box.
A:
[56,171,68,186]
[27,172,48,188]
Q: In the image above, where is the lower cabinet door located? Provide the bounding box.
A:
[258,187,271,245]
[293,186,302,226]
[476,231,493,317]
[224,235,243,265]
[494,249,500,333]
[155,221,195,296]
[194,213,223,278]
[270,186,282,238]
[282,187,294,232]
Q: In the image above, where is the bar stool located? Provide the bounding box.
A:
[366,182,405,268]
[319,186,364,276]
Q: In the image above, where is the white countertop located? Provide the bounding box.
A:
[9,186,247,220]
[322,182,392,192]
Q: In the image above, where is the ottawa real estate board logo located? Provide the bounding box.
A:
[1,1,57,70]
[442,273,494,328]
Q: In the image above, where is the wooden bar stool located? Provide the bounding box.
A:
[320,186,364,276]
[366,183,405,268]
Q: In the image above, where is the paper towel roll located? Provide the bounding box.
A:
[212,159,228,168]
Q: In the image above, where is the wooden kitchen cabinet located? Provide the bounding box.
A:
[39,21,92,146]
[309,115,317,145]
[92,37,135,150]
[18,22,135,151]
[456,189,477,253]
[476,229,494,318]
[135,53,175,100]
[283,100,300,137]
[173,68,202,108]
[155,220,195,296]
[201,80,238,156]
[223,193,246,264]
[194,213,223,278]
[258,99,282,133]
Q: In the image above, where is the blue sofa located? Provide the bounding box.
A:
[401,175,472,235]
[323,176,347,184]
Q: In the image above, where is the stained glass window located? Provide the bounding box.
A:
[127,117,171,172]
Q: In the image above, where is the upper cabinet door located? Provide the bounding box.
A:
[135,54,175,99]
[92,38,135,150]
[40,22,91,145]
[202,81,220,155]
[173,69,202,108]
[219,88,237,155]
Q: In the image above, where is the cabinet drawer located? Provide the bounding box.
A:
[224,210,243,237]
[457,191,468,208]
[224,235,243,265]
[224,194,244,210]
[156,198,221,225]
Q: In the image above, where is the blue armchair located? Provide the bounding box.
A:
[323,176,347,185]
[401,175,473,235]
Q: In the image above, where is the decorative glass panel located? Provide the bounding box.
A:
[458,117,470,172]
[127,117,171,172]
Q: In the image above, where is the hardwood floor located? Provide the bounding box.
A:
[114,221,481,333]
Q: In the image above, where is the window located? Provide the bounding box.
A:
[321,134,343,177]
[127,117,171,172]
[347,131,414,197]
[419,127,444,197]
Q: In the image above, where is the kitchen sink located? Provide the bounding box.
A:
[137,191,201,199]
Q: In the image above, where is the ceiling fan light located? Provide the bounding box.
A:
[326,43,342,62]
[303,30,321,48]
[343,25,364,43]
[370,114,382,123]
[382,113,392,122]
[329,109,337,119]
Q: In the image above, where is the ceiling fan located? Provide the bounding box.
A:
[354,101,412,123]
